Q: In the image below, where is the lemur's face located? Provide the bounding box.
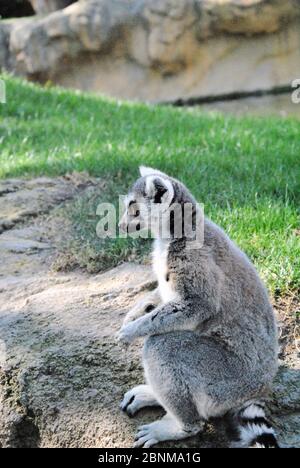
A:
[118,167,174,236]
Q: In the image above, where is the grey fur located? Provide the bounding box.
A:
[117,167,278,448]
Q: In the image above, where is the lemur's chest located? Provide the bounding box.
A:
[152,240,180,304]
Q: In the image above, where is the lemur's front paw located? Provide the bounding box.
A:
[122,310,137,326]
[122,302,156,326]
[116,321,139,345]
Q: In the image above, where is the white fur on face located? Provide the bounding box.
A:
[143,176,175,239]
[119,193,144,233]
[124,193,135,209]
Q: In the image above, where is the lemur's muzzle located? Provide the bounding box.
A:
[118,220,128,233]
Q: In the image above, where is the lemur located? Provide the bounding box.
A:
[117,166,279,448]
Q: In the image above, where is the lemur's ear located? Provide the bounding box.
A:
[145,176,174,205]
[139,166,168,178]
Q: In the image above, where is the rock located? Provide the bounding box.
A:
[0,260,157,448]
[29,1,75,15]
[0,174,96,234]
[1,0,300,102]
[272,366,300,413]
[0,22,11,70]
[272,367,300,448]
[0,227,51,253]
[0,176,299,447]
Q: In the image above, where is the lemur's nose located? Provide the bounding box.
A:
[118,221,128,233]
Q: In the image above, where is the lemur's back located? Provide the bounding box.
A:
[167,217,278,383]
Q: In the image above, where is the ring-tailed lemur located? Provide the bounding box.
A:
[117,166,279,448]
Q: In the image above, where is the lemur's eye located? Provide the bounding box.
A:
[135,209,140,217]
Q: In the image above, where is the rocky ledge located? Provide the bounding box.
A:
[0,176,299,447]
[1,0,300,102]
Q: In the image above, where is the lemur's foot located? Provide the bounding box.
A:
[120,385,160,417]
[133,414,200,448]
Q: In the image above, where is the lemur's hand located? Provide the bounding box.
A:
[122,308,140,326]
[116,321,139,345]
[122,303,155,326]
[122,288,161,326]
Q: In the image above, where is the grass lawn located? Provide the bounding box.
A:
[0,75,299,297]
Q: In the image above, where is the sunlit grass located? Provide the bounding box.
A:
[0,74,299,295]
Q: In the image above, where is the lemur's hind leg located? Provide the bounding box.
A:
[134,413,202,448]
[134,332,266,448]
[121,385,161,417]
[133,333,205,447]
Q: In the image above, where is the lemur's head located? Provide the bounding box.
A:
[119,166,197,239]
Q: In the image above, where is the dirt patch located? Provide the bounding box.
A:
[0,173,94,234]
[275,294,300,367]
[0,176,299,448]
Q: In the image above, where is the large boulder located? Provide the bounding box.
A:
[29,1,75,15]
[1,0,300,102]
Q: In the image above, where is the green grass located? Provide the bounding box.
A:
[0,74,299,295]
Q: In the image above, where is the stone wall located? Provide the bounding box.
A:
[29,1,75,14]
[1,0,300,102]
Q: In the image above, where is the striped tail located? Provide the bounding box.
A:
[229,403,279,448]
